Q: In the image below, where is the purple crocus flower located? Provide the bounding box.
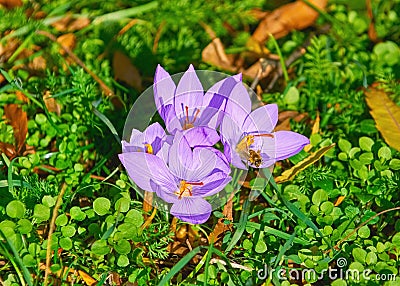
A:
[153,64,241,147]
[122,122,166,155]
[119,132,231,224]
[221,97,310,169]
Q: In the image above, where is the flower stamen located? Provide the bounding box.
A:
[175,180,204,199]
[144,143,153,154]
[182,105,201,130]
[191,109,201,123]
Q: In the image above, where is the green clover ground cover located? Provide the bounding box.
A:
[0,0,399,285]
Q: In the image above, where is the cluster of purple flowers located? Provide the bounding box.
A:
[119,65,309,224]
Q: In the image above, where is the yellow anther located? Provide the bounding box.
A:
[144,144,153,154]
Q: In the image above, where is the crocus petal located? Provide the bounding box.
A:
[242,104,278,134]
[168,132,194,179]
[200,74,242,128]
[164,114,182,134]
[121,140,144,153]
[160,104,176,129]
[223,81,252,127]
[259,131,310,163]
[202,73,242,108]
[157,140,171,163]
[143,122,166,154]
[154,65,176,121]
[183,126,220,147]
[221,139,247,170]
[128,128,144,144]
[257,153,275,169]
[220,112,243,145]
[174,65,204,119]
[191,172,232,197]
[205,147,231,175]
[170,197,212,224]
[119,152,177,192]
[195,106,220,129]
[152,180,179,204]
[220,115,248,169]
[185,147,218,181]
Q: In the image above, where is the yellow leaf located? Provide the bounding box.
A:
[364,88,400,151]
[78,270,97,285]
[304,111,320,152]
[275,143,335,183]
[334,196,346,206]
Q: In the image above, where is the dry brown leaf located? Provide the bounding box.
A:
[3,91,28,156]
[113,50,142,90]
[243,60,274,79]
[43,91,61,115]
[0,0,22,9]
[0,142,16,159]
[274,111,308,131]
[51,14,90,32]
[202,38,237,73]
[57,33,76,55]
[249,8,270,20]
[208,192,234,243]
[33,10,47,20]
[0,38,20,61]
[366,0,378,42]
[28,55,47,71]
[51,14,73,31]
[78,270,97,285]
[170,216,178,233]
[68,17,90,31]
[364,88,400,151]
[143,191,153,214]
[167,240,188,256]
[176,225,188,242]
[251,0,328,45]
[108,272,122,286]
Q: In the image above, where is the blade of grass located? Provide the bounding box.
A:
[0,230,33,286]
[225,198,251,252]
[157,246,203,286]
[8,32,35,64]
[274,231,296,268]
[268,34,289,84]
[0,240,26,286]
[246,222,308,245]
[7,157,19,196]
[96,273,108,286]
[92,2,158,25]
[203,242,214,286]
[0,69,44,108]
[0,179,31,188]
[185,249,209,280]
[92,105,121,144]
[44,184,68,286]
